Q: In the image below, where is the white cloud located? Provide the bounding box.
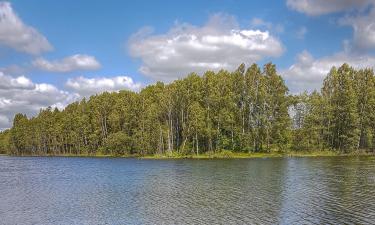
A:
[286,0,374,16]
[250,18,272,29]
[0,64,26,75]
[0,72,34,90]
[32,54,101,72]
[287,1,375,51]
[0,114,9,129]
[296,26,308,39]
[339,7,375,50]
[0,72,78,129]
[66,76,141,97]
[0,2,52,54]
[129,13,284,81]
[282,50,375,93]
[250,18,284,33]
[0,71,142,129]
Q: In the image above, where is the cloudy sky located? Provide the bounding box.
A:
[1,0,375,129]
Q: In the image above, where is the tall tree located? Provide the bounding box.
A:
[322,64,359,152]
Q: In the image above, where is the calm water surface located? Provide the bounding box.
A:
[1,156,375,224]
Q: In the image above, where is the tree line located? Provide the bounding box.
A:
[0,63,374,156]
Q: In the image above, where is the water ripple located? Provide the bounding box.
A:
[1,156,375,224]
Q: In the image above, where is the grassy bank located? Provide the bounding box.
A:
[141,150,374,159]
[2,150,374,159]
[1,153,137,158]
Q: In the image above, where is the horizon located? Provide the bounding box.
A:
[1,0,375,129]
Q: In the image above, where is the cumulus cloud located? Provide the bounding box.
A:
[0,72,78,130]
[0,2,52,54]
[32,54,101,72]
[0,70,142,129]
[0,72,34,90]
[339,7,375,50]
[287,1,375,52]
[250,18,284,33]
[0,64,26,75]
[296,26,308,39]
[282,50,375,93]
[129,13,284,81]
[0,114,9,129]
[286,0,374,16]
[65,76,141,97]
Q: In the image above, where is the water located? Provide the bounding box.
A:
[1,156,375,225]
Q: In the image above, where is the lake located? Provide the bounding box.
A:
[1,156,375,224]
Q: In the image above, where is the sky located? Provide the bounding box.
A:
[1,0,375,129]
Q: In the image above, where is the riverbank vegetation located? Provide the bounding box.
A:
[141,150,344,159]
[1,63,375,157]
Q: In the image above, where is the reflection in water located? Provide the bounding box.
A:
[1,156,375,224]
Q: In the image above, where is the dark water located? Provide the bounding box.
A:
[1,156,375,225]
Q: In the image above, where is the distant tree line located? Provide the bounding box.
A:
[0,63,374,156]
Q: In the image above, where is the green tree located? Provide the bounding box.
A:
[101,131,133,155]
[322,64,359,152]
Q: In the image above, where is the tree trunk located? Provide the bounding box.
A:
[195,132,199,156]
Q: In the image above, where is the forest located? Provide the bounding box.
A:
[0,63,374,156]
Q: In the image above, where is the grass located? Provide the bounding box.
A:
[3,150,374,159]
[142,151,279,159]
[140,150,364,159]
[2,152,138,158]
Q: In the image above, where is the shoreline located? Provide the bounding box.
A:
[1,150,374,159]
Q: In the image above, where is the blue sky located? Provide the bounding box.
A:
[1,0,375,129]
[2,0,357,84]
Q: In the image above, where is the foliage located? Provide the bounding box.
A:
[1,63,374,155]
[291,64,375,153]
